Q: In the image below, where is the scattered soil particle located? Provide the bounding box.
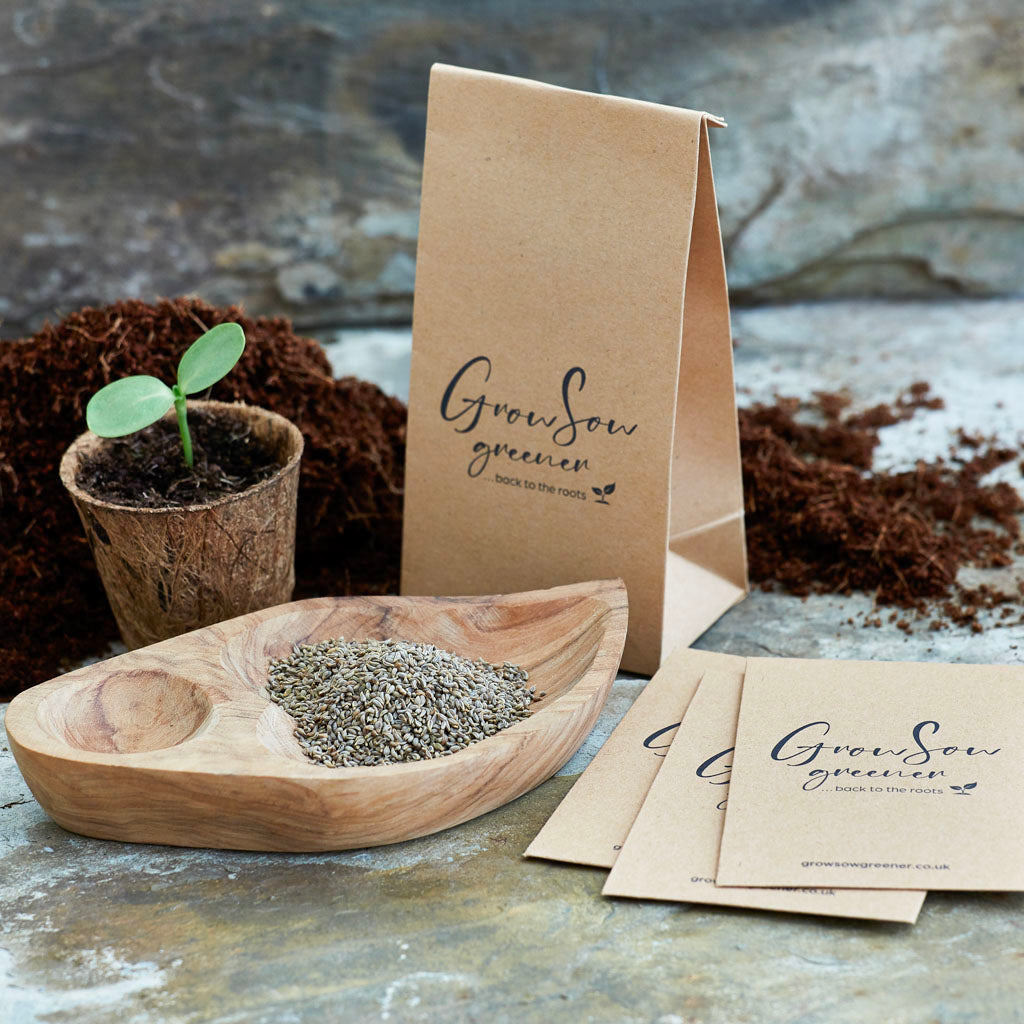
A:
[740,382,1024,631]
[0,298,405,699]
[75,407,281,508]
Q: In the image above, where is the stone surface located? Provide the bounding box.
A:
[2,1,1024,338]
[3,712,1024,1024]
[4,299,1024,1021]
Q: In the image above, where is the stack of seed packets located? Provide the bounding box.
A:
[527,648,1024,923]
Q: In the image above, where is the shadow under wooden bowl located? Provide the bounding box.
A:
[6,579,628,851]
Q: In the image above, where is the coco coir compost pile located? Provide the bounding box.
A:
[0,302,1021,699]
[740,385,1024,629]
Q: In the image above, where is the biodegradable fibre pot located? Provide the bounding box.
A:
[60,400,304,650]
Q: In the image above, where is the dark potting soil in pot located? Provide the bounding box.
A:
[76,408,282,508]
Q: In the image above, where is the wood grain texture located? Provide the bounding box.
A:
[59,400,304,650]
[5,579,627,851]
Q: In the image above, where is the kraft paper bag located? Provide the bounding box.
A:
[401,64,748,674]
[604,668,926,924]
[525,648,745,868]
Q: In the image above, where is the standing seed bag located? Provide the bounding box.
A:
[401,64,747,673]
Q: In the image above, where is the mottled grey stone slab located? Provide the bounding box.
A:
[3,1,1024,337]
[3,299,1024,1021]
[3,701,1024,1024]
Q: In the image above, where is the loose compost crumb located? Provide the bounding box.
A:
[740,383,1024,630]
[267,637,533,767]
[0,298,405,699]
[75,407,281,507]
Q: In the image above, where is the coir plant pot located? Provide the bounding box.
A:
[60,400,304,650]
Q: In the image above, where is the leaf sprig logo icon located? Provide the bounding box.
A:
[949,782,977,795]
[593,483,615,505]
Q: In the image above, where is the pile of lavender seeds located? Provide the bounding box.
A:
[267,637,535,767]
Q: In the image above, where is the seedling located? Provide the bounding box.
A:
[86,323,246,468]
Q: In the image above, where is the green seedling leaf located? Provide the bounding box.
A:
[86,376,175,437]
[176,322,246,395]
[83,321,245,468]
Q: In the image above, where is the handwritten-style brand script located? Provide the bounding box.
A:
[642,722,681,757]
[696,745,733,811]
[440,356,638,478]
[642,725,734,809]
[770,720,1001,791]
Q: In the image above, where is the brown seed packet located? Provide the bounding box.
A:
[525,648,744,868]
[604,668,925,923]
[719,657,1024,892]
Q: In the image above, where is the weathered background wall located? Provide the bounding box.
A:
[1,0,1022,338]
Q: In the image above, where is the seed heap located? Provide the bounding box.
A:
[267,637,535,767]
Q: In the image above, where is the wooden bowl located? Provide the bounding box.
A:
[5,580,627,851]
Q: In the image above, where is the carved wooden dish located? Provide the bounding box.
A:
[6,579,627,851]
